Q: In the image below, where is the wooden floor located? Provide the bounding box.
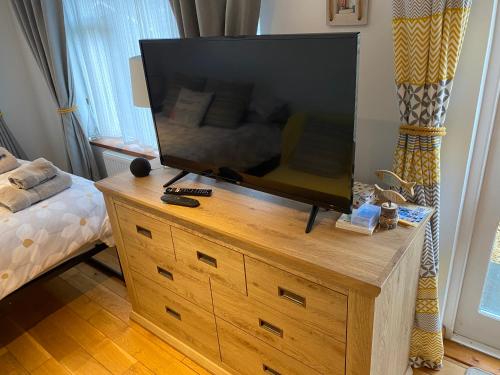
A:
[0,262,211,375]
[0,262,495,375]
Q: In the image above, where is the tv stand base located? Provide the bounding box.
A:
[305,205,319,233]
[163,170,190,188]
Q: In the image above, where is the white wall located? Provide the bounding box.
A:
[260,0,494,306]
[0,0,68,169]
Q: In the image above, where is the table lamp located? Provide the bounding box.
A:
[129,55,150,108]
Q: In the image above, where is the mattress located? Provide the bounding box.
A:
[0,165,114,300]
[155,114,282,171]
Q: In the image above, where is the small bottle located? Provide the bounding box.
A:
[379,201,398,230]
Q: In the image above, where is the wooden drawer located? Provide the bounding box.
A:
[213,286,344,374]
[171,227,246,294]
[218,319,322,375]
[245,257,347,341]
[116,204,175,259]
[131,271,220,361]
[126,241,213,312]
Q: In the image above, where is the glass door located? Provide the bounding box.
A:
[454,106,500,351]
[480,226,500,320]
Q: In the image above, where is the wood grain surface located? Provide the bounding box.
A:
[213,284,345,374]
[171,227,246,294]
[245,256,348,342]
[96,168,432,296]
[0,263,213,375]
[217,318,323,375]
[125,238,213,312]
[116,203,176,260]
[132,271,220,362]
[0,262,485,375]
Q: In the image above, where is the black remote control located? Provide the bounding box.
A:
[164,187,212,197]
[161,194,200,207]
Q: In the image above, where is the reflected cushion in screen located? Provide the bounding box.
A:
[169,88,214,127]
[162,73,206,117]
[203,79,253,129]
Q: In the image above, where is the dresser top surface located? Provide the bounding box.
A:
[96,168,430,296]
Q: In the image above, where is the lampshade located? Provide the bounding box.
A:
[129,55,150,108]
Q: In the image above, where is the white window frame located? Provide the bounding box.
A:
[442,0,500,357]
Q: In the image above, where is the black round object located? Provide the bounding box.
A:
[130,157,151,177]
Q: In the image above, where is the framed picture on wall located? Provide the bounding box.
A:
[327,0,368,26]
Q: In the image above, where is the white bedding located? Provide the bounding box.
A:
[0,166,114,300]
[155,114,282,170]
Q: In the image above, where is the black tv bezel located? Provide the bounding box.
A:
[139,33,359,213]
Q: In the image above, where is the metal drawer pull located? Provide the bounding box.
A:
[278,287,306,308]
[196,251,218,268]
[259,319,283,337]
[165,306,181,320]
[157,266,173,281]
[263,364,281,375]
[136,225,152,239]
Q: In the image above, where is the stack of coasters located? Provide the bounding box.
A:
[352,181,376,209]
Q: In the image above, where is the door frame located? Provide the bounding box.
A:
[442,0,500,355]
[453,106,500,354]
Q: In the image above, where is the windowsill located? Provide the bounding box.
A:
[90,137,158,160]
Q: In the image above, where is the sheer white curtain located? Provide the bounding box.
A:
[64,0,179,148]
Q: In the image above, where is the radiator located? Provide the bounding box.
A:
[102,150,135,176]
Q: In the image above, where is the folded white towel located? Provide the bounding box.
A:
[8,157,58,189]
[0,147,20,175]
[0,171,72,212]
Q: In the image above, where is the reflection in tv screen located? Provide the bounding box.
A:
[140,34,358,213]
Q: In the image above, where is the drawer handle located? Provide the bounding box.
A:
[263,364,281,375]
[259,319,283,337]
[157,266,173,281]
[165,306,181,320]
[136,225,152,239]
[196,251,218,268]
[278,287,306,308]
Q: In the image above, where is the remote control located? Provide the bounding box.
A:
[164,187,212,197]
[161,194,200,207]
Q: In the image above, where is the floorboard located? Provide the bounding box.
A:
[0,263,203,374]
[444,339,500,374]
[0,262,497,374]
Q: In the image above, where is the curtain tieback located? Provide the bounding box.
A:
[57,105,78,114]
[399,124,447,137]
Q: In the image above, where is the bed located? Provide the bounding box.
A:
[155,114,282,171]
[0,163,114,300]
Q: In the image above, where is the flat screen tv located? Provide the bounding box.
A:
[140,33,359,216]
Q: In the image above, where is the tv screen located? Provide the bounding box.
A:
[140,33,358,212]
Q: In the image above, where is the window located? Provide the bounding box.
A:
[64,0,179,148]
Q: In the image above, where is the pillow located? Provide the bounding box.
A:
[168,88,214,127]
[162,73,206,117]
[202,79,254,129]
[244,94,290,125]
[289,118,352,178]
[245,105,290,125]
[249,94,287,119]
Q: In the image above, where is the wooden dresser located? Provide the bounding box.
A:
[95,168,431,375]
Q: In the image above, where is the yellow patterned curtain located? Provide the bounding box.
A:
[392,0,471,369]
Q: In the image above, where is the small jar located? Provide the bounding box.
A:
[379,202,398,229]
